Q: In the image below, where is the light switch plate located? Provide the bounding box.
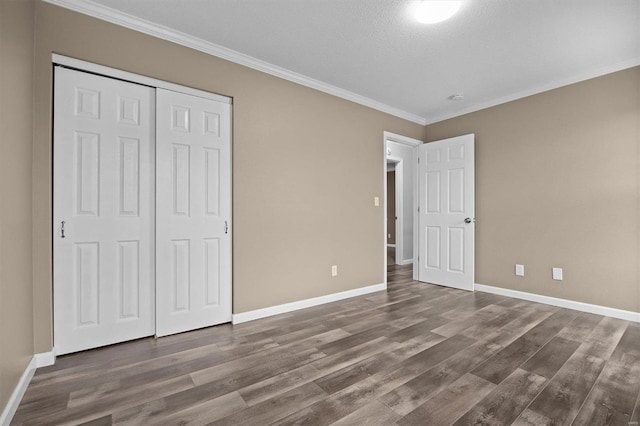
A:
[552,267,563,280]
[374,196,380,207]
[515,264,525,276]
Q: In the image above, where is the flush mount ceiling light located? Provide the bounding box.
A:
[415,1,463,24]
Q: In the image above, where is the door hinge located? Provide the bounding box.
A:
[418,206,420,212]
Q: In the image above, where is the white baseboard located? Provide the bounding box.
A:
[232,283,386,324]
[387,244,396,248]
[399,259,414,266]
[0,357,36,426]
[475,283,640,323]
[34,349,56,368]
[1,349,56,426]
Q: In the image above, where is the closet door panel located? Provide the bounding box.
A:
[156,89,232,337]
[53,67,155,355]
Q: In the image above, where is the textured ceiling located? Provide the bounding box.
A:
[72,0,640,123]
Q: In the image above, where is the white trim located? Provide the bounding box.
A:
[52,54,231,104]
[475,283,640,323]
[387,244,396,248]
[383,138,388,286]
[394,163,402,266]
[399,259,414,266]
[0,350,55,426]
[424,59,640,125]
[0,358,36,426]
[44,0,426,125]
[413,150,419,281]
[383,132,423,147]
[232,283,386,324]
[34,349,56,368]
[387,156,403,266]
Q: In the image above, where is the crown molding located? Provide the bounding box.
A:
[423,58,640,125]
[41,0,640,128]
[42,0,428,125]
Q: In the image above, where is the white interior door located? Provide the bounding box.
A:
[53,67,155,355]
[417,134,475,291]
[155,89,232,337]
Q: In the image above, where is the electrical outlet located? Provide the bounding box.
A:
[552,267,563,281]
[388,234,391,239]
[331,265,338,277]
[515,264,525,276]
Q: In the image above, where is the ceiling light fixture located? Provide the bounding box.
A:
[448,93,465,101]
[415,1,462,24]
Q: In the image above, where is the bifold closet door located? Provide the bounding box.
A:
[53,67,155,355]
[155,89,232,337]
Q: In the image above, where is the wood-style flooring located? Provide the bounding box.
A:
[13,264,640,425]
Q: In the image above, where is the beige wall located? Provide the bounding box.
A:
[31,2,423,352]
[425,67,640,313]
[0,0,35,410]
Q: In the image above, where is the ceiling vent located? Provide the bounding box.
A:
[448,93,465,101]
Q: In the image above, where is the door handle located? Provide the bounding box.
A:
[464,217,475,224]
[61,221,66,238]
[224,220,228,234]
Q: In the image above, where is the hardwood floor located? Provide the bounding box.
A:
[13,264,640,425]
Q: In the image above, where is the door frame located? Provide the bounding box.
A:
[52,54,231,104]
[51,54,234,350]
[382,131,422,284]
[386,158,402,265]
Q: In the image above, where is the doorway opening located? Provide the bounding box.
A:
[386,159,400,266]
[383,132,422,284]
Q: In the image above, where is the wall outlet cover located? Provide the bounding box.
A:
[515,264,525,276]
[552,267,563,280]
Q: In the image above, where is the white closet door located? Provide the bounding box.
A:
[53,67,155,355]
[155,89,232,337]
[417,134,475,291]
